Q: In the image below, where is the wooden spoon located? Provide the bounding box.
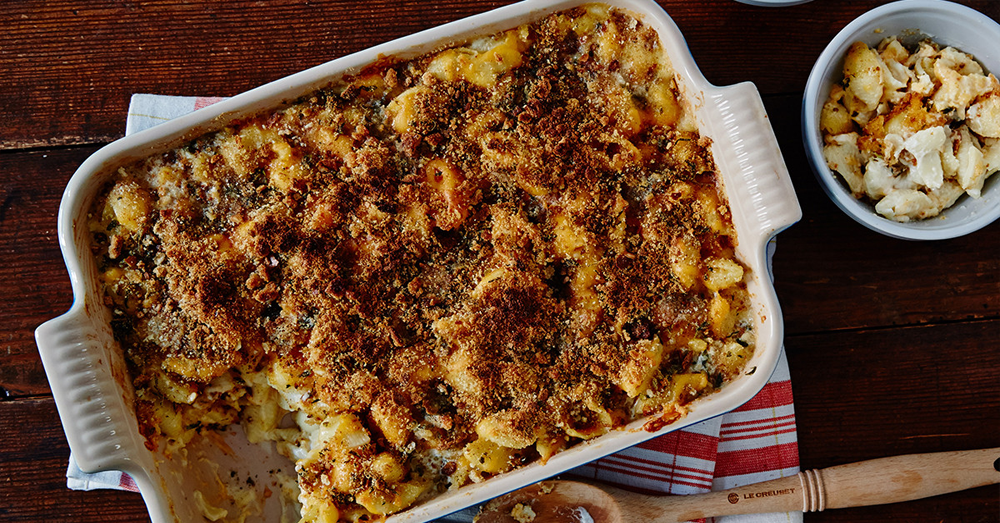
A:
[476,447,1000,522]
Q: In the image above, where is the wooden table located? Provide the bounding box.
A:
[2,1,998,521]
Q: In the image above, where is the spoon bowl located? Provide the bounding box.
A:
[476,481,621,523]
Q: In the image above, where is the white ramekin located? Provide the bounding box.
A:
[802,0,1000,240]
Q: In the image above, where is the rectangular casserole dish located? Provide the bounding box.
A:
[35,0,801,521]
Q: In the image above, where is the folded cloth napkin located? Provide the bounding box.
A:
[67,94,802,523]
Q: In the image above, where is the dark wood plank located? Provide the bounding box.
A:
[788,321,1000,462]
[0,147,84,398]
[3,0,998,149]
[787,320,1000,522]
[0,397,150,522]
[762,94,1000,335]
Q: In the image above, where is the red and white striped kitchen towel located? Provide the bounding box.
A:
[67,94,801,523]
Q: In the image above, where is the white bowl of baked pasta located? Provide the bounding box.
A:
[803,0,1000,240]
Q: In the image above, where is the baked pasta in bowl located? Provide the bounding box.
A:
[35,1,800,521]
[803,0,1000,240]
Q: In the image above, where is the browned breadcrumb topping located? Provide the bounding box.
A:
[90,4,754,521]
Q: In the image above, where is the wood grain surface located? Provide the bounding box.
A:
[2,1,998,522]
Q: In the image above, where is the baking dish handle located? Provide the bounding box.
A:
[35,306,147,474]
[707,81,802,241]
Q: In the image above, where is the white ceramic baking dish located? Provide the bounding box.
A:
[35,0,801,521]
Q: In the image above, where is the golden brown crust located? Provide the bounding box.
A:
[91,4,755,520]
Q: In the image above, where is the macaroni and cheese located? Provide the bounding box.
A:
[90,5,755,521]
[822,37,1000,221]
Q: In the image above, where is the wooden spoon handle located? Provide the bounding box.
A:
[808,447,1000,511]
[622,447,1000,521]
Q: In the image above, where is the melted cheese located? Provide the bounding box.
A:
[90,5,755,522]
